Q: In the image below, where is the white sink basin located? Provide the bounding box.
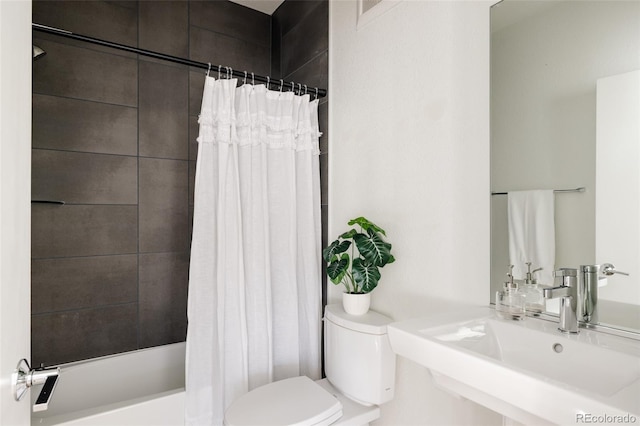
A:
[388,307,640,425]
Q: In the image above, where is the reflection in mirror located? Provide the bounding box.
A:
[490,0,640,332]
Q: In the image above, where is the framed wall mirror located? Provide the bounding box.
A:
[490,0,640,332]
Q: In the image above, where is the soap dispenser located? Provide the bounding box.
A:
[520,262,545,314]
[495,265,526,320]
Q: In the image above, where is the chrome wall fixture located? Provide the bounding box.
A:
[12,359,60,412]
[491,186,586,196]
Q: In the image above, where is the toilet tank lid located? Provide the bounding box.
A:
[324,304,393,335]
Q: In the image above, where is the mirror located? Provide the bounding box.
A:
[490,0,640,332]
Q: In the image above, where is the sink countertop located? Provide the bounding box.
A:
[388,307,640,425]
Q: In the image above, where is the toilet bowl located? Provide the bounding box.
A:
[224,304,396,426]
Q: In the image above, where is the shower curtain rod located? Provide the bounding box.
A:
[491,187,586,195]
[32,23,328,98]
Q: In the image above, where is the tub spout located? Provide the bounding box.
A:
[542,285,572,299]
[11,358,60,412]
[32,368,60,412]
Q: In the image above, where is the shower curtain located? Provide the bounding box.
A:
[186,77,322,425]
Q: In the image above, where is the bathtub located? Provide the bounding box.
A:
[31,342,185,426]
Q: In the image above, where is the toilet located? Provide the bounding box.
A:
[224,304,396,426]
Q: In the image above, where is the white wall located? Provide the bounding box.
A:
[0,1,32,425]
[490,1,640,296]
[329,1,497,424]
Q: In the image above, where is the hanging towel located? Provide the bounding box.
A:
[508,190,555,285]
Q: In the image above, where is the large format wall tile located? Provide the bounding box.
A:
[32,303,138,366]
[189,71,207,116]
[320,154,328,206]
[282,52,328,95]
[33,0,137,47]
[31,0,279,365]
[139,62,189,160]
[32,204,138,259]
[189,26,270,76]
[33,39,137,107]
[280,1,328,77]
[139,158,189,253]
[32,94,137,156]
[272,0,324,37]
[139,1,189,58]
[139,252,189,348]
[189,115,200,161]
[32,255,138,314]
[32,150,137,205]
[188,161,197,206]
[189,0,270,48]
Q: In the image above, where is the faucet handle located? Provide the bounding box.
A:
[601,263,629,276]
[553,268,578,287]
[553,268,577,278]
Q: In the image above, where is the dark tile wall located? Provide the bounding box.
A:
[272,0,329,307]
[31,0,271,366]
[31,0,328,367]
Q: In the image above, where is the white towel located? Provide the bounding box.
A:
[508,190,555,285]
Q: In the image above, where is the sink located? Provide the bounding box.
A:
[388,307,640,425]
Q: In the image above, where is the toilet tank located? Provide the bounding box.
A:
[323,304,396,406]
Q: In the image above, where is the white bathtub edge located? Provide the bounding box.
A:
[32,388,185,426]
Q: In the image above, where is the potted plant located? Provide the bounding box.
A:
[322,217,395,315]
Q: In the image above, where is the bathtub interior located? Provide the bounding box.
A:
[31,342,185,424]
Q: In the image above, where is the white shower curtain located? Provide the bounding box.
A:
[185,77,322,425]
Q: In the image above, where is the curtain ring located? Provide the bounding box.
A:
[297,83,302,95]
[290,81,295,93]
[229,67,233,79]
[206,63,211,77]
[243,71,247,85]
[251,72,255,85]
[279,79,284,92]
[303,84,307,95]
[227,66,232,79]
[266,76,270,89]
[218,65,222,79]
[315,87,319,100]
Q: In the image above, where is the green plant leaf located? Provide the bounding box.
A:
[327,254,349,285]
[340,229,357,239]
[353,230,393,267]
[352,258,381,292]
[348,217,386,236]
[322,239,351,262]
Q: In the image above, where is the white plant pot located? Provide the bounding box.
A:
[342,292,371,315]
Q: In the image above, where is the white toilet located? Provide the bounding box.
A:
[224,304,396,426]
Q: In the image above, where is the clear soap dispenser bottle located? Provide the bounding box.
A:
[521,262,544,314]
[495,265,526,320]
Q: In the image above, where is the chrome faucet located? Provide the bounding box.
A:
[543,268,578,333]
[579,263,629,325]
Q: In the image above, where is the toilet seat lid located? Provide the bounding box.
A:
[225,376,342,426]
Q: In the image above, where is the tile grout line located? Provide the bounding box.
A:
[32,301,139,318]
[136,2,141,352]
